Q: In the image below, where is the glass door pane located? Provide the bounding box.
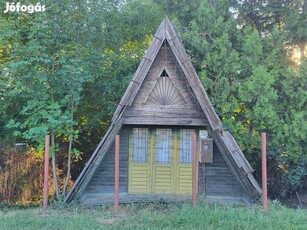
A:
[179,129,195,163]
[155,128,172,163]
[132,128,148,163]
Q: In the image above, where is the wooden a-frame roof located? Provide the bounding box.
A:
[64,17,261,203]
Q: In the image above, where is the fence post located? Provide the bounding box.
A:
[43,135,50,212]
[192,134,197,208]
[262,132,268,212]
[114,135,120,214]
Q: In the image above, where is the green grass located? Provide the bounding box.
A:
[0,201,306,230]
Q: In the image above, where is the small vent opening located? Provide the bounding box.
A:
[161,69,169,77]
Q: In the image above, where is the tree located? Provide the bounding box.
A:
[1,0,164,200]
[1,0,93,199]
[168,0,306,198]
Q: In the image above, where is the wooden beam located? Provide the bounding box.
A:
[168,35,177,42]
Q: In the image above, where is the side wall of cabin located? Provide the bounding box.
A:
[205,142,246,198]
[81,126,130,203]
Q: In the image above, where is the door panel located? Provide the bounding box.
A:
[128,128,150,193]
[152,165,173,193]
[152,129,173,193]
[176,129,197,194]
[129,128,198,195]
[177,165,193,194]
[129,165,150,193]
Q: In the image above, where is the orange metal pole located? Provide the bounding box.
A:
[261,132,268,212]
[192,134,197,208]
[43,135,50,211]
[114,135,120,214]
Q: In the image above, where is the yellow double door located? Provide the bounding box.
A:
[128,128,196,195]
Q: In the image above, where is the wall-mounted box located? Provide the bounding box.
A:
[200,138,213,163]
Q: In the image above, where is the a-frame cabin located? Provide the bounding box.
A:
[65,17,261,205]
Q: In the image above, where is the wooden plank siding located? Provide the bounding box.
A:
[81,126,130,202]
[205,142,246,198]
[123,42,208,127]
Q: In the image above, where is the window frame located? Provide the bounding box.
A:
[178,129,196,164]
[155,128,172,164]
[131,128,149,163]
[130,127,199,164]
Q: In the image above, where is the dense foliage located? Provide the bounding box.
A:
[0,0,306,203]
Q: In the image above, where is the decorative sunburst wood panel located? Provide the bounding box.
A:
[147,76,185,105]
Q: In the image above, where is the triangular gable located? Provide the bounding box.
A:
[145,68,186,106]
[64,17,261,203]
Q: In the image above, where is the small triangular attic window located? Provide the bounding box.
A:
[145,69,185,106]
[161,69,169,77]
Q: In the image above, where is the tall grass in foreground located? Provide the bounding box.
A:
[0,201,306,230]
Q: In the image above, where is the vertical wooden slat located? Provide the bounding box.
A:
[192,134,197,208]
[114,135,120,214]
